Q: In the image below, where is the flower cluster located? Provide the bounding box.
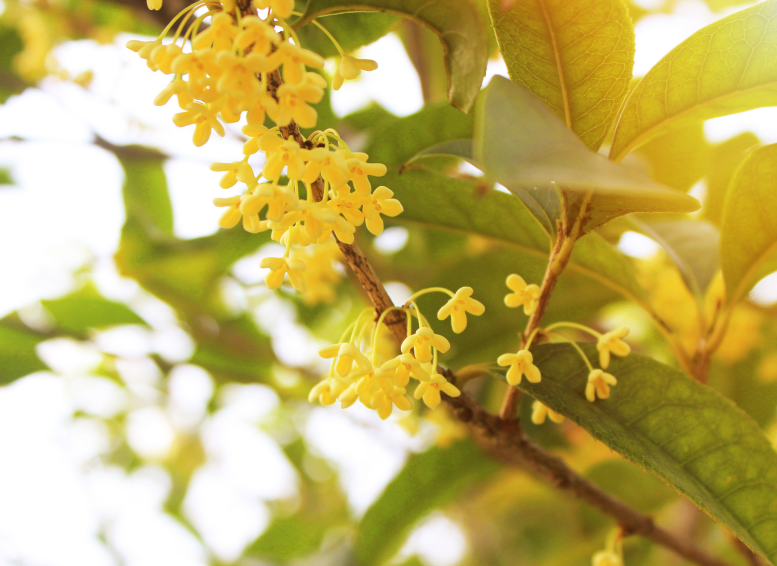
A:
[130,1,392,301]
[498,274,633,424]
[309,287,485,419]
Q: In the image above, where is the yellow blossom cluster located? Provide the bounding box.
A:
[130,1,393,301]
[498,274,633,424]
[310,287,485,419]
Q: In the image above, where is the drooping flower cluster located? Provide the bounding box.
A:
[130,1,390,302]
[309,287,485,419]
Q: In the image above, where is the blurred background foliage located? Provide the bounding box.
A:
[0,0,776,565]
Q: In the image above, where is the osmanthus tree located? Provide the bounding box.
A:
[3,0,777,564]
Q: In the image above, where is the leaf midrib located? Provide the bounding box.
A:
[537,0,572,128]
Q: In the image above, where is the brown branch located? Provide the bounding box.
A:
[256,30,732,566]
[445,390,733,566]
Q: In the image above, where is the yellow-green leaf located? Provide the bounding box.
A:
[293,0,488,112]
[487,0,635,150]
[517,343,777,564]
[610,0,777,162]
[721,143,777,305]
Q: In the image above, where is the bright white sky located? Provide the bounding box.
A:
[1,2,776,565]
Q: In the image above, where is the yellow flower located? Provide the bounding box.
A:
[401,327,451,363]
[328,191,367,226]
[414,373,461,410]
[271,73,326,128]
[371,387,412,419]
[318,342,372,378]
[147,0,163,9]
[332,56,379,90]
[210,160,254,188]
[318,215,357,245]
[297,201,339,242]
[254,0,295,19]
[291,239,343,305]
[213,196,243,229]
[234,15,278,54]
[363,186,404,235]
[266,40,325,85]
[504,274,541,315]
[302,148,349,186]
[437,287,485,334]
[531,400,564,424]
[378,353,431,387]
[586,369,617,402]
[308,377,349,406]
[154,77,192,108]
[240,183,297,223]
[192,13,238,52]
[172,49,220,89]
[592,550,622,566]
[215,51,269,97]
[596,327,630,369]
[173,103,225,147]
[260,256,307,291]
[262,138,308,181]
[344,153,388,195]
[150,43,183,74]
[497,349,541,386]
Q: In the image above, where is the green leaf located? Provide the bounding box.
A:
[294,0,489,112]
[633,123,711,193]
[704,132,760,227]
[721,143,777,305]
[631,218,720,297]
[364,102,475,167]
[0,313,48,384]
[610,0,777,162]
[40,283,146,338]
[296,10,398,58]
[386,168,650,309]
[354,440,499,566]
[0,168,13,185]
[487,0,635,151]
[515,343,777,564]
[475,77,701,232]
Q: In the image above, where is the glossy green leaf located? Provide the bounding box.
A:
[610,0,777,161]
[721,143,777,305]
[386,168,648,307]
[515,343,777,564]
[631,218,720,297]
[0,313,48,384]
[296,10,398,58]
[40,283,146,338]
[354,440,499,566]
[294,0,489,112]
[475,77,700,232]
[364,102,474,167]
[488,0,635,151]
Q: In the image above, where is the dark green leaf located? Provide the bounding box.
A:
[475,77,700,232]
[488,0,635,151]
[721,143,777,305]
[514,343,777,564]
[355,440,499,566]
[610,1,777,161]
[294,0,489,112]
